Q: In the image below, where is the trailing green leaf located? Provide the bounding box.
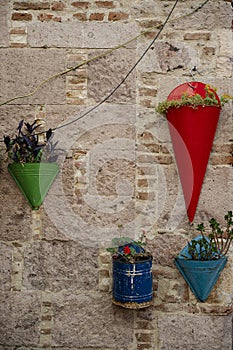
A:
[156,85,230,115]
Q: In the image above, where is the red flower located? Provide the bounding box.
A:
[123,245,131,255]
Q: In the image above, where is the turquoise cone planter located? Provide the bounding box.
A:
[174,256,227,302]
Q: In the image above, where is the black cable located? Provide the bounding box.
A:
[0,0,213,144]
[53,0,180,131]
[0,0,212,143]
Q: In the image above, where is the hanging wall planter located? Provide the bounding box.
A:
[8,162,59,210]
[175,255,227,302]
[107,236,153,309]
[4,119,59,210]
[156,82,229,222]
[174,212,233,302]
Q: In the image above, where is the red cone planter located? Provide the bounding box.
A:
[166,82,221,222]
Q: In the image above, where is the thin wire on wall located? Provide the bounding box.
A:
[0,0,214,138]
[0,0,210,109]
[54,0,180,131]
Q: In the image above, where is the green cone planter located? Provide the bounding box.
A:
[8,162,59,210]
[174,257,227,302]
[166,82,221,222]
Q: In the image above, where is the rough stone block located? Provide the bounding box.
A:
[87,47,136,103]
[158,314,232,350]
[0,243,13,291]
[51,291,134,348]
[138,41,197,73]
[207,256,233,305]
[69,104,136,150]
[0,48,66,105]
[27,22,137,48]
[0,291,40,346]
[0,105,37,135]
[40,209,70,241]
[130,0,163,18]
[0,167,32,241]
[44,104,85,130]
[216,108,233,143]
[148,233,188,268]
[0,1,9,47]
[23,240,99,291]
[197,167,233,222]
[157,277,189,303]
[85,22,135,49]
[172,1,232,30]
[41,184,137,249]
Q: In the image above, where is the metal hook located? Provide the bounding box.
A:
[190,66,201,80]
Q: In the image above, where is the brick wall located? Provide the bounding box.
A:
[0,0,232,349]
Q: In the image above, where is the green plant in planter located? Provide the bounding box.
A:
[156,84,230,114]
[4,119,58,164]
[182,211,233,260]
[175,211,233,302]
[3,119,59,209]
[107,232,152,264]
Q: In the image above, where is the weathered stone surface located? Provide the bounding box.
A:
[138,41,197,73]
[71,119,136,151]
[157,276,189,303]
[40,103,138,245]
[51,291,134,348]
[216,29,233,77]
[215,108,233,143]
[0,105,35,135]
[0,1,232,349]
[171,1,232,30]
[94,158,135,196]
[0,291,40,346]
[0,167,32,241]
[27,22,82,48]
[41,103,136,166]
[87,48,136,103]
[197,167,233,222]
[23,240,99,291]
[130,0,164,18]
[0,243,13,291]
[148,233,188,267]
[158,314,233,350]
[0,2,9,47]
[207,255,233,305]
[28,22,138,48]
[42,190,137,246]
[0,49,66,105]
[41,209,71,241]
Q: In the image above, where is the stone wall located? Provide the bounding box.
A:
[0,0,232,349]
